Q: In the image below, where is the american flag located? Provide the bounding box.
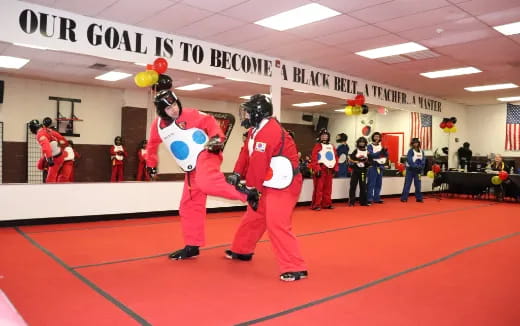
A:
[506,103,520,151]
[411,112,432,150]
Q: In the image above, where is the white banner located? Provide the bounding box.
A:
[0,0,449,114]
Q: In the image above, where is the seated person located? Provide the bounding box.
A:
[486,154,508,172]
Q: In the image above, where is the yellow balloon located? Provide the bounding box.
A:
[449,126,457,133]
[134,72,149,87]
[443,127,450,133]
[345,105,353,116]
[491,176,502,185]
[402,169,406,177]
[353,105,362,115]
[427,170,435,178]
[147,70,159,84]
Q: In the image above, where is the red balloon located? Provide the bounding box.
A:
[146,64,154,70]
[446,121,454,128]
[153,58,168,74]
[498,171,509,181]
[354,94,365,105]
[347,99,356,106]
[440,122,446,129]
[432,164,441,174]
[397,163,405,172]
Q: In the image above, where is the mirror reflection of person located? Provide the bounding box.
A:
[110,136,127,182]
[62,140,79,182]
[136,139,150,181]
[457,142,472,170]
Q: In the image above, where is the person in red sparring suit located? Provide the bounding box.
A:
[225,94,308,282]
[136,139,150,181]
[61,140,79,182]
[29,119,69,183]
[110,136,127,182]
[146,90,259,260]
[310,129,339,210]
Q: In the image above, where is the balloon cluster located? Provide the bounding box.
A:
[396,163,406,176]
[439,117,457,133]
[344,93,369,116]
[491,171,509,185]
[134,58,169,88]
[426,164,442,178]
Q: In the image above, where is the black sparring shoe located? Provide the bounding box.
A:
[225,249,253,261]
[280,271,308,282]
[236,184,260,211]
[416,199,424,203]
[374,200,384,204]
[323,205,334,209]
[168,245,200,260]
[400,199,408,203]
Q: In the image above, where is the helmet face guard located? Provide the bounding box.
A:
[356,137,367,148]
[239,94,272,129]
[318,129,330,143]
[336,133,347,143]
[154,90,182,120]
[29,119,41,134]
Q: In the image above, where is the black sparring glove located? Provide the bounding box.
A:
[147,167,157,178]
[226,172,241,186]
[206,136,224,153]
[46,157,55,167]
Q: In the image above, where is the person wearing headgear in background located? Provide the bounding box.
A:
[457,142,472,170]
[310,129,339,210]
[335,133,350,178]
[400,138,426,203]
[136,139,150,181]
[30,119,69,183]
[367,132,388,204]
[348,137,370,206]
[225,94,307,282]
[145,89,260,260]
[110,136,127,182]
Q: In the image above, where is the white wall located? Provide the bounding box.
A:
[466,102,520,158]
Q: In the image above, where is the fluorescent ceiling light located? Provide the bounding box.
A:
[134,62,147,66]
[493,21,520,35]
[0,56,30,69]
[294,89,310,93]
[255,3,340,31]
[355,42,428,59]
[13,43,47,50]
[497,96,520,102]
[464,83,518,92]
[226,77,247,82]
[292,101,326,107]
[334,108,345,112]
[175,83,212,91]
[95,71,132,81]
[420,67,482,79]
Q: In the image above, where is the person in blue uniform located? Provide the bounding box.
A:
[367,132,388,204]
[335,133,349,178]
[400,138,426,203]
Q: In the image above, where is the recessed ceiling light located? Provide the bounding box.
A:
[175,83,212,91]
[334,108,345,112]
[420,67,482,79]
[13,43,47,50]
[497,96,520,102]
[355,42,428,59]
[292,101,326,107]
[255,3,340,31]
[294,89,310,93]
[134,62,147,66]
[95,71,132,81]
[493,21,520,35]
[464,83,518,92]
[226,77,247,82]
[0,56,30,69]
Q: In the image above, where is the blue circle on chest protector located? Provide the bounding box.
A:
[325,151,334,160]
[192,130,207,144]
[317,153,322,160]
[171,141,189,160]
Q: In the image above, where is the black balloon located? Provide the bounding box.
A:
[450,116,457,124]
[361,104,369,114]
[442,117,450,123]
[152,74,172,91]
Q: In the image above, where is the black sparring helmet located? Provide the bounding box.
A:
[154,90,182,120]
[356,137,368,147]
[114,136,122,144]
[318,128,330,143]
[371,132,382,142]
[336,133,348,142]
[28,119,41,134]
[410,137,421,146]
[42,117,53,127]
[240,94,273,128]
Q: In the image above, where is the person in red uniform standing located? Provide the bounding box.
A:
[310,129,339,210]
[225,94,308,282]
[145,90,259,260]
[29,119,69,183]
[136,139,150,181]
[61,140,79,182]
[110,136,127,182]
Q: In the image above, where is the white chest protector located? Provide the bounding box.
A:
[356,149,368,167]
[371,144,387,164]
[113,145,124,161]
[318,143,336,168]
[413,150,423,163]
[157,118,208,172]
[248,119,295,189]
[50,140,61,157]
[64,147,74,161]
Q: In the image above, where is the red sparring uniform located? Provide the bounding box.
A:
[136,148,150,181]
[35,127,69,183]
[230,118,307,274]
[60,146,76,182]
[310,142,339,209]
[110,145,127,182]
[146,108,247,247]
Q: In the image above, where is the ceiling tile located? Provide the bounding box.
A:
[178,0,249,12]
[477,6,520,26]
[96,0,174,25]
[52,0,119,17]
[455,0,520,16]
[221,0,313,23]
[175,14,247,39]
[316,0,395,14]
[205,24,271,46]
[137,3,213,33]
[233,31,301,53]
[336,34,408,53]
[314,25,389,46]
[435,37,520,66]
[348,0,452,24]
[287,14,366,39]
